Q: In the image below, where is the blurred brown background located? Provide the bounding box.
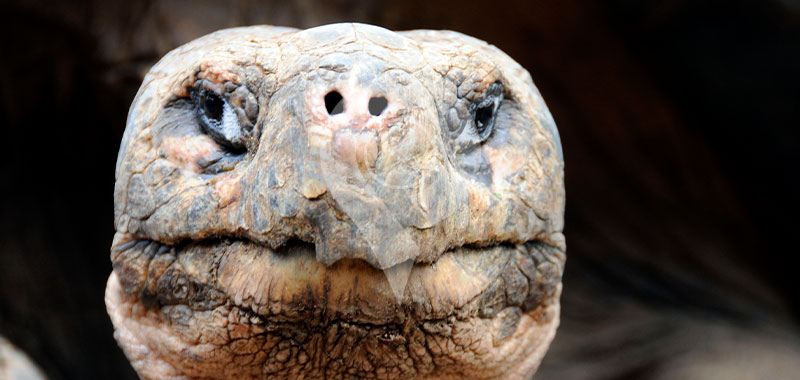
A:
[1,0,799,378]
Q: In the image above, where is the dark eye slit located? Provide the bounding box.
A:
[473,82,503,141]
[202,91,224,123]
[475,105,494,132]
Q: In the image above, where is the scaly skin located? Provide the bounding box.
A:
[106,23,565,379]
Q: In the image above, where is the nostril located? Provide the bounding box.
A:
[368,96,388,116]
[325,91,345,115]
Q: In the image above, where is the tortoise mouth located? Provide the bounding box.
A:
[109,234,563,325]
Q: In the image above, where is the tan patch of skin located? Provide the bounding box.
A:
[301,178,327,199]
[108,23,565,379]
[211,173,242,209]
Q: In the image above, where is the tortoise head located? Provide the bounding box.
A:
[106,23,565,379]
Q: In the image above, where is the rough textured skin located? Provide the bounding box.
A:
[106,23,565,379]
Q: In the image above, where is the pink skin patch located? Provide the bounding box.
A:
[160,134,243,208]
[198,62,241,84]
[160,134,220,173]
[485,145,527,188]
[333,129,379,172]
[304,79,400,176]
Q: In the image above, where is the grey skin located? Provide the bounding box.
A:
[106,23,565,379]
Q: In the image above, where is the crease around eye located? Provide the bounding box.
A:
[199,151,246,175]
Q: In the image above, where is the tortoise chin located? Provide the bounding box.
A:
[107,23,565,379]
[107,237,562,378]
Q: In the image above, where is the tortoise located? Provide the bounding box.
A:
[105,23,565,379]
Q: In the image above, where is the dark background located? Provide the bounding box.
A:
[1,0,798,378]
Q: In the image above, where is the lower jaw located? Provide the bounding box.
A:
[106,269,562,379]
[107,237,564,377]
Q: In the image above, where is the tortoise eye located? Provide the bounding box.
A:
[475,103,494,138]
[472,82,503,142]
[201,91,224,123]
[191,88,246,152]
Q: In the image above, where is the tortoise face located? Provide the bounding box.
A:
[106,23,565,379]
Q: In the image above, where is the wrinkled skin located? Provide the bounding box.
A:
[106,23,565,379]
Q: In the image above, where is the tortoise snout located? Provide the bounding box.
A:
[246,51,451,269]
[313,84,389,172]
